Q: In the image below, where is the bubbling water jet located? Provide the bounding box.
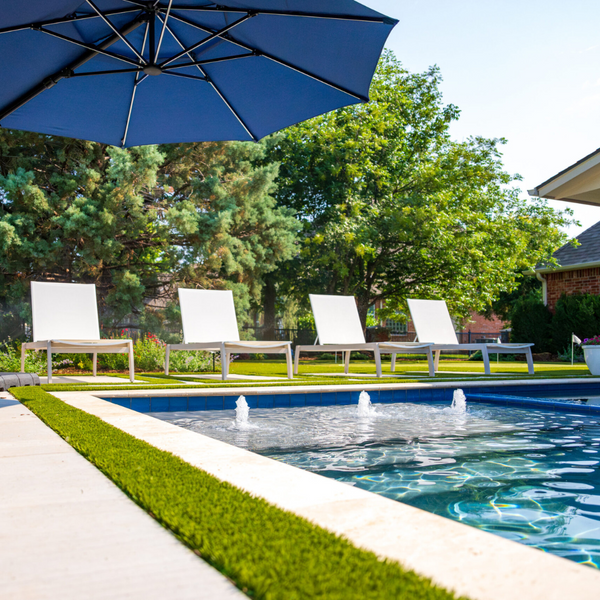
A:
[451,389,467,413]
[357,391,377,417]
[234,395,254,429]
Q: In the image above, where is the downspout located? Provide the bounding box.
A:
[536,272,548,306]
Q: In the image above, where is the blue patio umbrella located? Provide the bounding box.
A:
[0,1,396,147]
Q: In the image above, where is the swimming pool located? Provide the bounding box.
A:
[141,390,600,569]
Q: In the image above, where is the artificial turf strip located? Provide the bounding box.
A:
[12,387,464,600]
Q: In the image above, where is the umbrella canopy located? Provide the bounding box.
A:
[0,1,396,147]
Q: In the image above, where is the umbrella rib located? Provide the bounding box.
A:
[157,15,257,141]
[162,6,392,24]
[165,53,254,70]
[158,13,253,69]
[163,71,207,82]
[0,9,140,36]
[122,22,149,148]
[86,0,147,64]
[70,68,144,77]
[0,13,146,123]
[166,12,368,102]
[155,0,173,62]
[35,26,141,67]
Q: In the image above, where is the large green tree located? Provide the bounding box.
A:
[0,131,296,331]
[267,51,573,326]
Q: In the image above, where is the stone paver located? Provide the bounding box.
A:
[0,394,243,600]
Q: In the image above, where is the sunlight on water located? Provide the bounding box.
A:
[151,395,600,568]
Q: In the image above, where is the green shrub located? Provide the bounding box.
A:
[13,387,460,600]
[0,339,46,372]
[552,293,600,355]
[168,350,216,372]
[99,332,165,372]
[510,293,553,352]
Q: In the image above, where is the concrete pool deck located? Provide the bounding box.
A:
[0,391,243,600]
[52,388,600,600]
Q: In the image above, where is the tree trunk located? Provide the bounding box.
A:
[263,275,277,340]
[356,294,371,334]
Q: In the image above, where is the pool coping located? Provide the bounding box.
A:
[52,388,600,600]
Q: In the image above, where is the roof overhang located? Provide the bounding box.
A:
[528,148,600,206]
[534,260,600,274]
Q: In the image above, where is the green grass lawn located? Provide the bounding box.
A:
[229,359,591,379]
[39,359,594,393]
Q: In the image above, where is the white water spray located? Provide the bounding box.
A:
[451,389,467,413]
[234,395,252,429]
[357,391,377,417]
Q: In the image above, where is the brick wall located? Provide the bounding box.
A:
[403,311,505,335]
[544,267,600,311]
[458,312,507,333]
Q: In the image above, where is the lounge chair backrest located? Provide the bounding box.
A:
[310,294,366,345]
[31,282,100,342]
[179,288,240,344]
[407,299,459,345]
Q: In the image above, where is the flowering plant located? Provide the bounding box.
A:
[582,335,600,346]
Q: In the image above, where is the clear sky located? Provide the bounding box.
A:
[361,0,600,236]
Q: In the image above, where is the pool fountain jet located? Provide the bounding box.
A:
[451,389,467,413]
[235,395,252,428]
[357,391,377,417]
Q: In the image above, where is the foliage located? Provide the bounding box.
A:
[582,335,600,346]
[0,132,297,328]
[0,339,45,372]
[168,349,218,373]
[99,331,215,373]
[266,51,573,326]
[483,274,543,321]
[509,293,553,352]
[552,294,600,354]
[13,387,461,600]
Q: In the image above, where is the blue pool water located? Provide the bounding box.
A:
[148,395,600,568]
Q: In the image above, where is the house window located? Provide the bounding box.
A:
[385,320,407,334]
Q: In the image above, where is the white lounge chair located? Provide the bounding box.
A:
[294,294,435,377]
[405,299,535,375]
[21,282,135,383]
[165,289,293,380]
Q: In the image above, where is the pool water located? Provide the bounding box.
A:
[151,400,600,568]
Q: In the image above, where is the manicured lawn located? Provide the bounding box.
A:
[38,360,593,393]
[230,359,591,379]
[13,386,464,600]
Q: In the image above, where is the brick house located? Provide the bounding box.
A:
[536,220,600,312]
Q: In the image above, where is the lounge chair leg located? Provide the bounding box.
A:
[93,352,97,377]
[221,343,228,381]
[374,345,382,378]
[165,345,170,375]
[482,347,491,375]
[391,352,396,372]
[426,349,435,377]
[46,341,53,384]
[128,341,135,382]
[344,351,351,374]
[525,349,535,375]
[285,346,293,379]
[21,345,26,372]
[294,346,301,375]
[434,350,441,372]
